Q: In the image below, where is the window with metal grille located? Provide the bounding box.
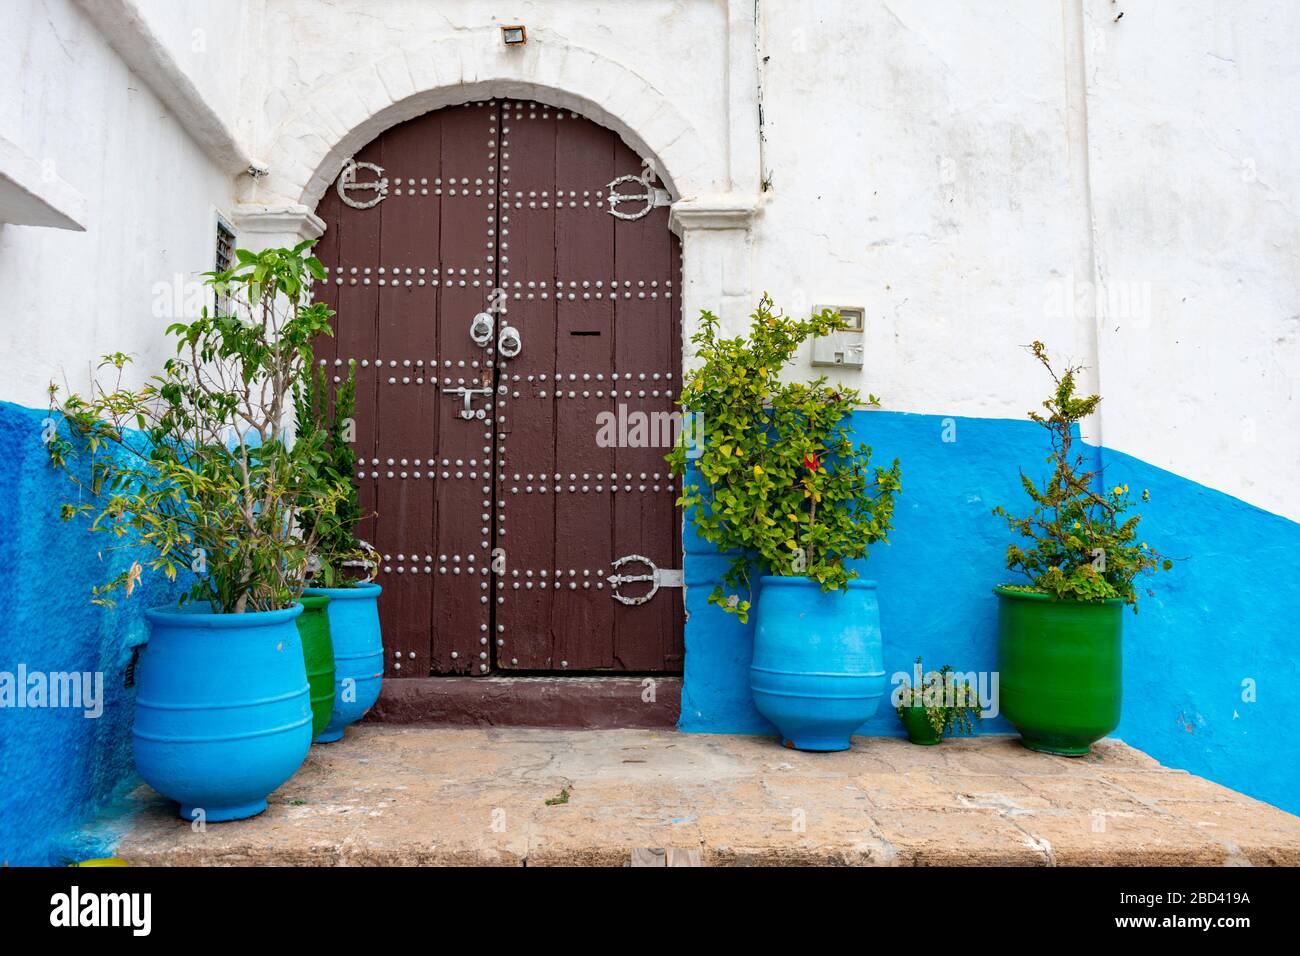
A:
[214,214,235,314]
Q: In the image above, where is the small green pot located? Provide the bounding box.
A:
[296,595,336,739]
[994,585,1123,756]
[899,706,943,745]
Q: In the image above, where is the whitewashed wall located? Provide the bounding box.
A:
[754,0,1085,420]
[1082,0,1300,519]
[5,0,1297,520]
[753,0,1299,521]
[125,0,250,138]
[0,0,240,407]
[235,0,735,208]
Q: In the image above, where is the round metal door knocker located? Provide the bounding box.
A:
[605,174,671,221]
[337,157,389,209]
[469,311,495,347]
[498,325,522,359]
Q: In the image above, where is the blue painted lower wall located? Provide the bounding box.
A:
[680,410,1300,816]
[1104,445,1299,815]
[0,401,179,866]
[2,401,1296,863]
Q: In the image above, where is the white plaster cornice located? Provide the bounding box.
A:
[230,204,326,250]
[669,194,764,235]
[74,0,256,175]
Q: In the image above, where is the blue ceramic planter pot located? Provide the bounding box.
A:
[134,603,312,822]
[304,582,383,742]
[750,576,886,751]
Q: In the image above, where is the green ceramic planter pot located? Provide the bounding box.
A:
[296,595,336,739]
[899,706,943,745]
[994,585,1123,756]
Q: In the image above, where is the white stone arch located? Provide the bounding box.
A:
[234,26,762,349]
[247,29,725,211]
[227,22,766,694]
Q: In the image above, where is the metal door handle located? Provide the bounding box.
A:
[469,311,495,347]
[441,386,492,420]
[498,325,522,359]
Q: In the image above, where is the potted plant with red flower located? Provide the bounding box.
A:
[668,295,901,751]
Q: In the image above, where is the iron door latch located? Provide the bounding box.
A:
[442,385,492,420]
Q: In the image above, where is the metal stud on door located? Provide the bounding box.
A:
[313,100,683,677]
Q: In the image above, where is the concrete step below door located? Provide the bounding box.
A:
[366,676,682,729]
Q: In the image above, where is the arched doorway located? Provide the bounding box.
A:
[313,99,684,679]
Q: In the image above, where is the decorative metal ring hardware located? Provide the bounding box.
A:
[342,539,379,583]
[605,174,672,221]
[470,311,495,347]
[337,157,389,209]
[608,554,683,605]
[498,325,522,358]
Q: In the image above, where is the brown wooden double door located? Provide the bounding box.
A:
[313,100,683,677]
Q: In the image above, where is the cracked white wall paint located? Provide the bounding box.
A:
[3,0,1296,519]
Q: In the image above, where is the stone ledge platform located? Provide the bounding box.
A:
[102,727,1300,866]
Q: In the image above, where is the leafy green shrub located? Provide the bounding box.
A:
[47,241,350,613]
[895,658,981,737]
[993,342,1171,608]
[666,295,901,622]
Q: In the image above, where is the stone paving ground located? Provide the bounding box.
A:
[102,726,1300,866]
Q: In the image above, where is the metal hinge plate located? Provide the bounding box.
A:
[608,554,683,605]
[605,174,672,221]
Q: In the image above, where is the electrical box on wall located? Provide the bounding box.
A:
[810,305,865,368]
